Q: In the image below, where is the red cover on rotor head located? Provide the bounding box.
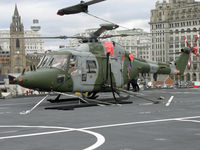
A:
[104,41,114,56]
[129,53,134,61]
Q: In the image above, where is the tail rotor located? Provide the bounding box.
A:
[183,32,200,69]
[192,32,200,59]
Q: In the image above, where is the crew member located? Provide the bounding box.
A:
[127,79,140,92]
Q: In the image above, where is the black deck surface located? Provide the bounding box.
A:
[0,88,200,150]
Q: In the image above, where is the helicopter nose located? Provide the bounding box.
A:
[15,68,68,91]
[16,77,23,83]
[16,70,55,91]
[16,73,37,89]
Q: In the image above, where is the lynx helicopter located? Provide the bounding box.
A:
[3,0,200,112]
[12,22,199,106]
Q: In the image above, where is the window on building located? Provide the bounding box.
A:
[169,44,173,48]
[187,28,191,33]
[181,42,185,47]
[181,29,185,33]
[175,43,179,48]
[186,73,191,81]
[175,50,179,53]
[193,28,197,32]
[175,37,179,41]
[16,39,20,48]
[16,57,20,65]
[169,57,174,62]
[193,73,197,81]
[193,56,197,61]
[193,64,198,70]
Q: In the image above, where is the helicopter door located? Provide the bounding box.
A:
[110,56,123,88]
[81,59,98,90]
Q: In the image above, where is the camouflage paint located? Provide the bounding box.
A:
[16,42,190,93]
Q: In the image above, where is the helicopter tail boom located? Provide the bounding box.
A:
[174,48,192,74]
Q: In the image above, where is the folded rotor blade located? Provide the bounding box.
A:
[57,0,106,16]
[85,0,106,5]
[0,36,83,40]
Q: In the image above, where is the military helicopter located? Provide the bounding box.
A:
[14,28,197,106]
[2,0,200,113]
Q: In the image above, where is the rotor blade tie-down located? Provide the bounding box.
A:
[20,95,49,115]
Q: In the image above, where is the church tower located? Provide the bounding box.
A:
[10,5,26,73]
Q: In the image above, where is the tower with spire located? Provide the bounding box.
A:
[10,4,26,73]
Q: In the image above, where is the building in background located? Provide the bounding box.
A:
[0,50,10,74]
[0,5,44,75]
[150,0,200,82]
[0,20,43,55]
[109,29,151,60]
[10,4,26,73]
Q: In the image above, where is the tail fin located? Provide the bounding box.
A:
[175,48,190,74]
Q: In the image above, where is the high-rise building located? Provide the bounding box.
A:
[150,0,200,82]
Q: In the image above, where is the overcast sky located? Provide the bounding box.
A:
[0,0,194,49]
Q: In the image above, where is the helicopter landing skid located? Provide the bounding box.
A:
[45,92,132,110]
[48,92,131,103]
[45,99,132,111]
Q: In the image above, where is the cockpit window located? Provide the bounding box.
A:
[86,60,97,73]
[51,55,68,70]
[37,55,51,68]
[37,55,46,69]
[37,55,68,70]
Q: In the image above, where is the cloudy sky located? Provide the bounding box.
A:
[0,0,185,49]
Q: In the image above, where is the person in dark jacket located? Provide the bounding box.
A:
[127,79,139,92]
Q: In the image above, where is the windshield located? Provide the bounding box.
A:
[37,55,68,70]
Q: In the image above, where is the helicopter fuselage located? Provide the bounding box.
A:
[16,41,189,93]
